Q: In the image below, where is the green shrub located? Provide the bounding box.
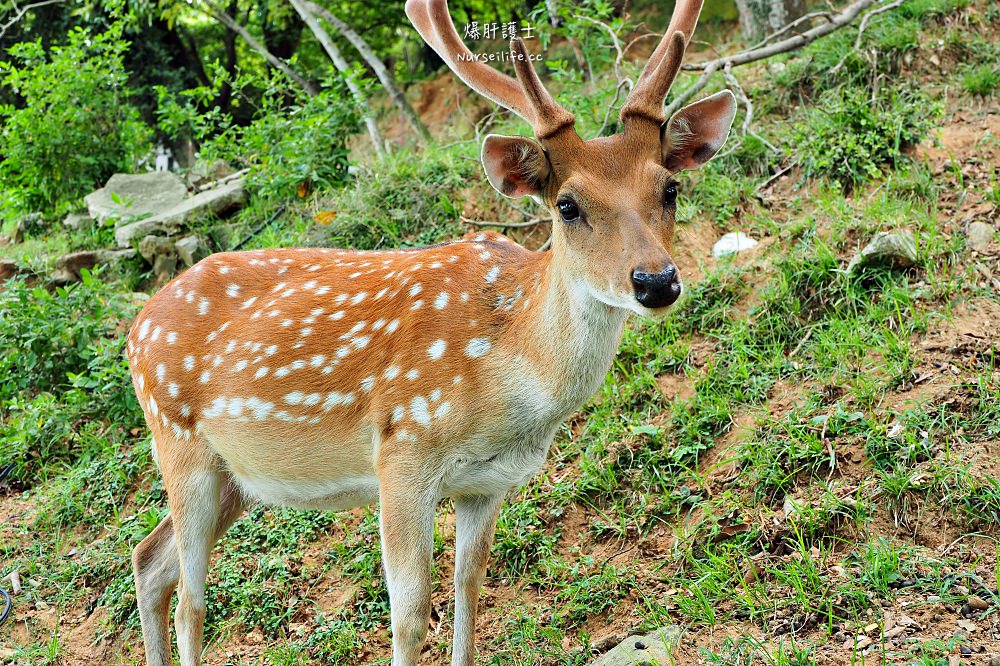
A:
[0,22,151,217]
[962,64,999,97]
[0,271,142,485]
[308,142,475,250]
[791,87,940,187]
[0,270,135,400]
[173,72,360,202]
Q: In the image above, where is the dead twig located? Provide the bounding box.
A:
[747,10,836,51]
[667,0,882,118]
[754,165,793,200]
[461,216,545,229]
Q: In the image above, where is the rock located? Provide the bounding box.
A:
[62,212,93,232]
[989,654,1000,666]
[139,236,177,263]
[175,235,209,267]
[587,628,681,666]
[115,178,246,247]
[186,159,236,189]
[85,171,188,223]
[968,221,996,251]
[847,232,918,273]
[0,259,24,282]
[153,252,178,279]
[50,249,137,284]
[712,231,759,258]
[18,212,45,236]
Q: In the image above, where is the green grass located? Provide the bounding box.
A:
[3,1,999,663]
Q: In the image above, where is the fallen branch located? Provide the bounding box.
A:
[667,0,882,117]
[461,215,545,229]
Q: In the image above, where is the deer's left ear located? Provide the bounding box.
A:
[661,90,737,172]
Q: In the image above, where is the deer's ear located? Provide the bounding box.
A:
[661,90,737,172]
[481,134,550,198]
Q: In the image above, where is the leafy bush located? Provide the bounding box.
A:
[160,72,360,201]
[791,87,940,187]
[307,143,475,250]
[0,271,142,485]
[962,63,999,97]
[0,270,135,400]
[0,23,151,217]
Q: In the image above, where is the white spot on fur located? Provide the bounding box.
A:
[466,338,491,358]
[428,339,446,360]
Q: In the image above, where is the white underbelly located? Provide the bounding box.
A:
[232,472,379,511]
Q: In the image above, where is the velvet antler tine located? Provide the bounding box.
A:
[621,0,705,127]
[620,31,686,125]
[510,39,575,139]
[405,0,575,139]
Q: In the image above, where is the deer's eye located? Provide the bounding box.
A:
[664,182,678,207]
[557,199,580,223]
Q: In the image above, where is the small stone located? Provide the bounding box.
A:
[847,231,918,273]
[175,235,209,267]
[62,212,93,232]
[967,221,996,252]
[960,646,973,655]
[967,595,990,610]
[139,235,177,263]
[588,628,680,666]
[989,654,1000,666]
[833,631,850,642]
[855,636,872,649]
[153,252,178,279]
[712,231,759,258]
[927,595,942,603]
[35,600,49,610]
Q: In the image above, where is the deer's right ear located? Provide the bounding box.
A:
[481,134,550,198]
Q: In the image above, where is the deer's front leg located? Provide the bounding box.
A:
[451,493,505,666]
[378,466,437,666]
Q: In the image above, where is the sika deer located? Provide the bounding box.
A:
[127,1,735,663]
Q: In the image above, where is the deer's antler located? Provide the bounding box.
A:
[405,0,575,139]
[620,0,705,126]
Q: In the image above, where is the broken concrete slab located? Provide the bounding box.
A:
[138,235,177,263]
[175,235,210,267]
[62,212,93,232]
[115,179,246,247]
[85,172,188,223]
[51,249,137,284]
[588,628,682,666]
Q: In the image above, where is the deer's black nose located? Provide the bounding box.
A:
[631,265,682,308]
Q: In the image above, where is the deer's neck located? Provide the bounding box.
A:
[494,248,628,419]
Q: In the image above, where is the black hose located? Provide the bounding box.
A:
[0,586,11,627]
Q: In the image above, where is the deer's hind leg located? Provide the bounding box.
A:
[132,434,246,666]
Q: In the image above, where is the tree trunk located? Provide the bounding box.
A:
[302,1,430,141]
[289,0,385,158]
[734,0,806,43]
[203,0,318,96]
